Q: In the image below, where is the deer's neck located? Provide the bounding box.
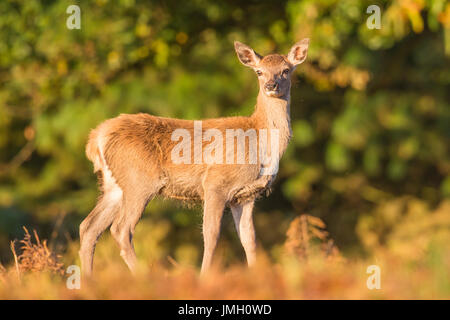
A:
[253,90,292,157]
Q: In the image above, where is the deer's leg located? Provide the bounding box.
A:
[110,191,150,274]
[200,190,226,275]
[230,201,257,266]
[79,190,121,277]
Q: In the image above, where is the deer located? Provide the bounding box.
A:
[79,39,309,276]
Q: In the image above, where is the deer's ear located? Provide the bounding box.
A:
[287,38,309,67]
[234,41,261,68]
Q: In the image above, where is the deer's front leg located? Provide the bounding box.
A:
[230,201,257,266]
[200,190,226,275]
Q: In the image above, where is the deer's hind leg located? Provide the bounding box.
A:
[79,170,123,277]
[110,177,165,273]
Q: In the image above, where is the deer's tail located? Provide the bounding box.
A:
[86,128,103,173]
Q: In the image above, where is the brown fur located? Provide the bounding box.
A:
[79,39,310,276]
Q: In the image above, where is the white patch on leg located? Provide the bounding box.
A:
[98,132,123,204]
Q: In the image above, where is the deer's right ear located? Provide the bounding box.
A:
[234,41,261,68]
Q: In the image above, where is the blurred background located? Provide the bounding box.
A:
[0,0,449,270]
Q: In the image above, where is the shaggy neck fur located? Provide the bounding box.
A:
[252,89,292,158]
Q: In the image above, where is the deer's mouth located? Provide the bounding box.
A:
[265,89,282,98]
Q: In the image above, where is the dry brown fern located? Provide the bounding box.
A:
[11,227,64,276]
[284,214,340,261]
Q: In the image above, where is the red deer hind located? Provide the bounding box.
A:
[79,39,310,276]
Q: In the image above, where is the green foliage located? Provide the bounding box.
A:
[0,0,449,263]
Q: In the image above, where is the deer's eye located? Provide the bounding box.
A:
[282,68,290,76]
[256,70,262,76]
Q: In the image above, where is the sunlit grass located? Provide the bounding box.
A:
[0,215,448,300]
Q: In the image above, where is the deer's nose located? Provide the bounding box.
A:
[265,81,278,91]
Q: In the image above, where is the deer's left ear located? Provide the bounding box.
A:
[287,38,309,67]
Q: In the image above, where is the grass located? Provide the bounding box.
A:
[0,215,448,299]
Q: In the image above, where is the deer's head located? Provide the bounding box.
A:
[234,39,309,99]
